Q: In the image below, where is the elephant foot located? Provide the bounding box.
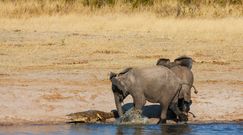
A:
[157,119,166,124]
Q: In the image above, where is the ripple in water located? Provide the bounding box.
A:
[0,122,242,135]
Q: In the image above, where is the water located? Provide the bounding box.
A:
[0,122,242,135]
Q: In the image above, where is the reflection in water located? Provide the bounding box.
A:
[115,124,191,135]
[0,124,70,135]
[161,124,191,135]
[0,123,242,135]
[116,125,142,135]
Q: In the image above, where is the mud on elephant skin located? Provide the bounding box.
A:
[110,66,189,124]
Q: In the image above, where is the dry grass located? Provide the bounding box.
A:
[0,14,242,74]
[0,0,243,18]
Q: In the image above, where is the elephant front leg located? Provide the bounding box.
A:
[169,103,188,122]
[158,102,169,124]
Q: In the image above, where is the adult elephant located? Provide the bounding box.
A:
[110,66,190,124]
[156,56,197,113]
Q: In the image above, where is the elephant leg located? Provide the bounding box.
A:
[158,102,169,124]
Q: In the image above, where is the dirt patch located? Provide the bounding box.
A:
[136,55,163,59]
[228,80,243,85]
[13,29,21,32]
[0,74,9,76]
[54,60,89,65]
[198,80,243,85]
[41,91,71,101]
[92,50,124,54]
[0,53,7,55]
[90,94,98,100]
[196,60,230,65]
[193,52,212,58]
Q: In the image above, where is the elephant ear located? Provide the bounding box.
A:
[174,56,193,69]
[156,58,171,67]
[109,72,117,80]
[111,76,127,94]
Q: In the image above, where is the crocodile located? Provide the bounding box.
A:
[66,110,117,123]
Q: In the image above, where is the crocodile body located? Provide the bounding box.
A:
[66,110,115,123]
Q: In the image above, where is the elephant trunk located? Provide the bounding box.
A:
[114,92,123,117]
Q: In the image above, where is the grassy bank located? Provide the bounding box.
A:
[0,0,243,18]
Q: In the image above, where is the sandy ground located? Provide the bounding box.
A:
[0,14,242,125]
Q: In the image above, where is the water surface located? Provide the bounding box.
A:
[0,122,242,135]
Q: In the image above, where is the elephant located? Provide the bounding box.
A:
[156,56,197,114]
[110,66,191,124]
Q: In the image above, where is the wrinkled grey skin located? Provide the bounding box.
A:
[110,66,188,124]
[156,56,197,114]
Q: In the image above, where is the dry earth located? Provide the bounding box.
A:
[0,14,242,125]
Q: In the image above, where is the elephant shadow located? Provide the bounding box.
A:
[112,103,177,121]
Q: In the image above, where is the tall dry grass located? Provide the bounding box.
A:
[0,14,243,73]
[0,0,243,18]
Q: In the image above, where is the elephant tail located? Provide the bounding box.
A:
[191,85,198,94]
[188,111,196,118]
